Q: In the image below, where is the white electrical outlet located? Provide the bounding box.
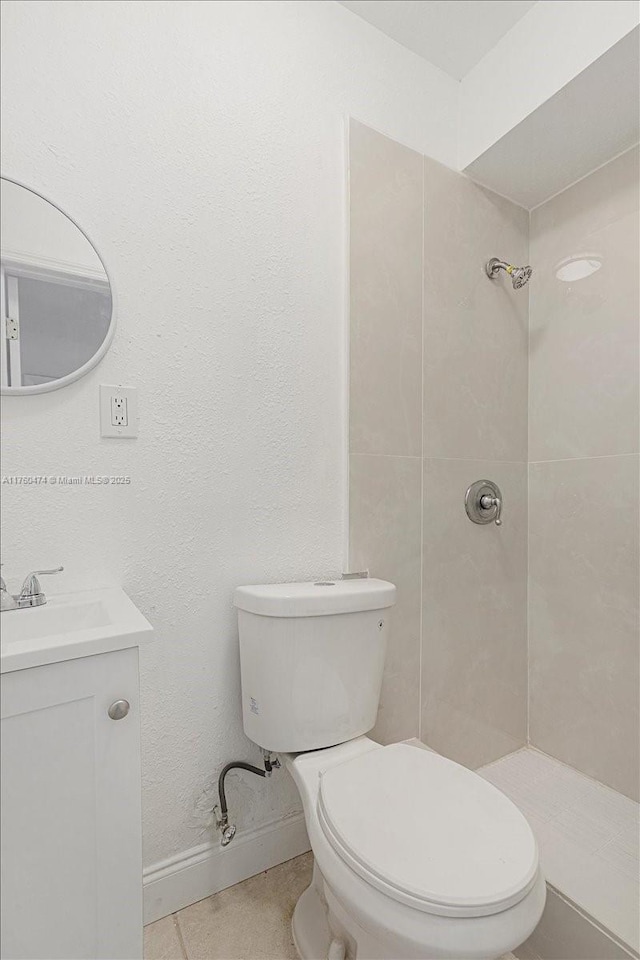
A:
[111,395,128,427]
[100,385,138,438]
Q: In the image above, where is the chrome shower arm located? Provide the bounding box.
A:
[486,257,533,290]
[485,258,511,278]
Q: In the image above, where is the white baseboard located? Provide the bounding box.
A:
[143,814,310,925]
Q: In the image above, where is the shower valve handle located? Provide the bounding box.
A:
[480,494,502,525]
[465,480,503,527]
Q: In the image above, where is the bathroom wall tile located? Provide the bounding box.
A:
[349,454,421,743]
[349,120,423,457]
[530,146,639,269]
[529,455,640,800]
[423,157,529,462]
[529,149,640,460]
[421,458,528,768]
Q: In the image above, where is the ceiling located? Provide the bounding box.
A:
[338,0,538,80]
[464,26,640,208]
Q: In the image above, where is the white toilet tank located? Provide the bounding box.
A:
[234,578,396,752]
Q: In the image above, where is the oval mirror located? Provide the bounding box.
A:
[1,179,114,394]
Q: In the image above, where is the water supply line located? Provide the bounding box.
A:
[215,750,280,846]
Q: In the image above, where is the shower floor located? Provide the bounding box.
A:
[479,747,639,957]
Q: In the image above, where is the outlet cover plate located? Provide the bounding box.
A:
[100,384,138,438]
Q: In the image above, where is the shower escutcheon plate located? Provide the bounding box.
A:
[465,479,503,526]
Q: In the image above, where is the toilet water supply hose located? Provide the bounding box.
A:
[216,754,280,845]
[216,756,347,960]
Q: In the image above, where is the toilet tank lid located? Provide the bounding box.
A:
[234,578,396,617]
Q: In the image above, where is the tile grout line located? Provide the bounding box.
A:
[529,452,639,465]
[418,155,425,744]
[173,911,189,960]
[349,452,422,460]
[350,452,529,463]
[344,116,352,573]
[526,208,531,749]
[528,141,640,212]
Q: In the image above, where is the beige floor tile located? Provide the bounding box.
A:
[176,853,313,960]
[144,914,186,960]
[149,850,520,959]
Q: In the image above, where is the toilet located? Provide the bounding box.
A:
[234,578,545,960]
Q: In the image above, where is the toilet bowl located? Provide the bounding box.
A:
[234,579,545,959]
[286,737,545,960]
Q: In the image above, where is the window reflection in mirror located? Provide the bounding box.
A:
[1,179,113,393]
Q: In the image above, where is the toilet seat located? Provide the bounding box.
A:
[317,743,538,919]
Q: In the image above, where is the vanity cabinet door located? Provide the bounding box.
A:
[0,647,142,960]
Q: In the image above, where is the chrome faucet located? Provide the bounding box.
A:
[0,566,64,610]
[0,566,18,611]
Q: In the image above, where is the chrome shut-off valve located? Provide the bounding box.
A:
[465,480,503,526]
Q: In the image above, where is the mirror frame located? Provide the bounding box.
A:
[1,177,116,396]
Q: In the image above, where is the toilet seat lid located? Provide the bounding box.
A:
[317,743,538,918]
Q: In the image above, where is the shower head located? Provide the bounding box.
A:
[486,258,533,290]
[510,264,533,289]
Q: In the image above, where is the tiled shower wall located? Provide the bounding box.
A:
[349,122,639,791]
[349,120,529,762]
[420,160,529,768]
[349,122,423,744]
[528,147,639,801]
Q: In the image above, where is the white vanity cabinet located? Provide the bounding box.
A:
[1,589,151,960]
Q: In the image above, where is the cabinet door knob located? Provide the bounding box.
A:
[108,699,130,720]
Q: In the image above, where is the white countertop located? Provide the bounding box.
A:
[0,587,153,673]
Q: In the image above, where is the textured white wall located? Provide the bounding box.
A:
[0,0,457,868]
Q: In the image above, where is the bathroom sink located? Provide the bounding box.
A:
[0,588,153,673]
[3,598,112,644]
